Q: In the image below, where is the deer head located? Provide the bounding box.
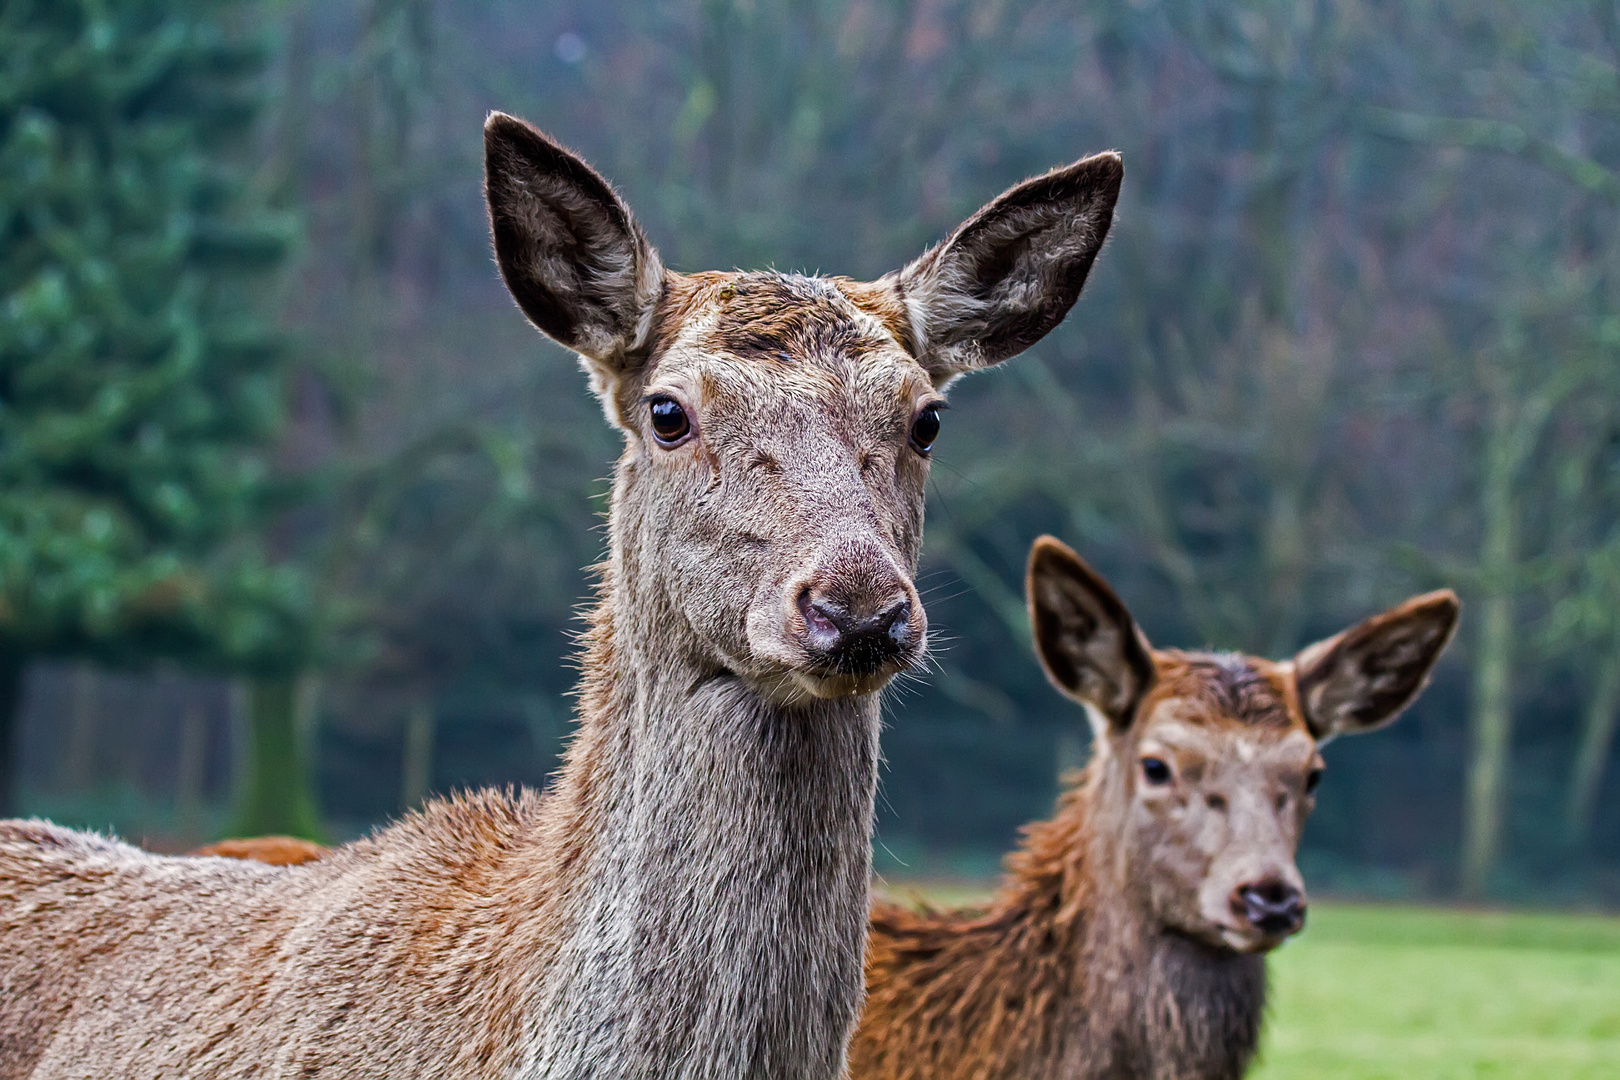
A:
[1027,536,1458,953]
[485,114,1123,703]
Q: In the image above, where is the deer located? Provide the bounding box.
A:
[0,114,1124,1080]
[191,835,328,866]
[848,535,1459,1080]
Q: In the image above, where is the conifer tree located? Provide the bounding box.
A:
[0,0,315,821]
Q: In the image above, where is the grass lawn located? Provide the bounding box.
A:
[879,885,1620,1079]
[1252,903,1620,1080]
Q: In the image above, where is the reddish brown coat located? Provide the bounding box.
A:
[850,537,1458,1080]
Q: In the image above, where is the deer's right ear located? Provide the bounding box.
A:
[885,152,1122,386]
[484,112,664,378]
[1027,536,1154,732]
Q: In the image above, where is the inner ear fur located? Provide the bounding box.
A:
[1027,535,1154,731]
[886,152,1123,385]
[484,112,664,372]
[1293,590,1460,740]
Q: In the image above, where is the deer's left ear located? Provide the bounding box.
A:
[882,152,1122,386]
[1294,590,1460,741]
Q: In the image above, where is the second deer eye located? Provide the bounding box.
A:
[648,397,691,445]
[1305,768,1324,794]
[1140,757,1172,786]
[910,404,942,453]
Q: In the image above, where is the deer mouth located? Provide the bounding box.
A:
[1220,924,1299,954]
[1207,906,1308,954]
[791,663,914,700]
[746,644,923,702]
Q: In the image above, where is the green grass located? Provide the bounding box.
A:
[880,885,1620,1079]
[1252,903,1620,1080]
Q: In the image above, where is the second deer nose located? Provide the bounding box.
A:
[1231,879,1307,937]
[799,593,914,674]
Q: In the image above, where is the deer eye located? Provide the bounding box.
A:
[1140,757,1172,786]
[648,396,691,446]
[910,404,942,454]
[1305,768,1324,794]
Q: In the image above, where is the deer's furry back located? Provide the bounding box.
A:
[0,789,550,1080]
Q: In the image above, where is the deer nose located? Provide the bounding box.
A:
[1231,879,1307,938]
[798,591,914,675]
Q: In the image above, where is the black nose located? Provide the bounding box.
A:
[1232,879,1306,937]
[799,593,914,675]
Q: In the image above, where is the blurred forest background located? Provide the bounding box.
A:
[4,0,1620,903]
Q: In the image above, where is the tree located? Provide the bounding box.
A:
[1362,0,1620,889]
[0,0,313,818]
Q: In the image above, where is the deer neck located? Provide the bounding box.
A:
[516,556,883,1080]
[1041,767,1269,1080]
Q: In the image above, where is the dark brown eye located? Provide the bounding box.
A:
[1141,757,1172,786]
[648,396,690,445]
[910,404,942,453]
[1305,768,1324,794]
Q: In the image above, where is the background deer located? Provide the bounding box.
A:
[0,116,1122,1079]
[850,536,1459,1080]
[191,835,327,865]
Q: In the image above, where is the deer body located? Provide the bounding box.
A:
[4,575,882,1080]
[191,835,327,864]
[0,117,1123,1079]
[850,537,1459,1080]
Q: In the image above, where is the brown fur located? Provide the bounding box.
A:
[849,537,1458,1080]
[0,119,1122,1079]
[191,836,328,866]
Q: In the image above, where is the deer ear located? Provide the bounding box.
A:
[885,152,1122,386]
[484,112,664,377]
[1294,590,1460,741]
[1027,536,1154,732]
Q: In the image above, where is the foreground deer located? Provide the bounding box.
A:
[0,116,1123,1079]
[850,536,1459,1080]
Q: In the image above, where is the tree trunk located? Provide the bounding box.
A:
[400,698,435,812]
[228,674,323,841]
[1461,397,1520,897]
[1565,650,1620,844]
[1463,584,1513,895]
[61,664,98,790]
[176,700,209,842]
[0,652,24,818]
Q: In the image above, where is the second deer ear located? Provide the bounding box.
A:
[484,112,664,379]
[885,152,1122,386]
[1294,590,1460,741]
[1027,536,1154,733]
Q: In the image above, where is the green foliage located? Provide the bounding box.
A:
[0,0,312,673]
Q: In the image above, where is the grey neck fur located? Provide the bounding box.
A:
[520,562,882,1079]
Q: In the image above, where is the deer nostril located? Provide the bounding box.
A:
[798,592,845,650]
[877,598,912,644]
[797,591,916,675]
[808,599,851,633]
[1232,879,1306,937]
